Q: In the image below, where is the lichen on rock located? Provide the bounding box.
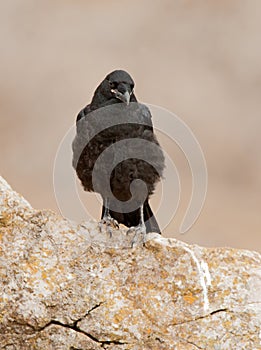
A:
[0,176,260,349]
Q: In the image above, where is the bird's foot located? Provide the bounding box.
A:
[98,215,119,237]
[127,223,147,247]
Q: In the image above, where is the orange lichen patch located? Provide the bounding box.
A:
[38,270,57,290]
[42,271,48,279]
[113,310,129,323]
[232,276,239,285]
[241,271,250,278]
[135,282,158,291]
[0,212,12,227]
[146,328,152,334]
[183,293,197,304]
[83,295,90,302]
[223,320,232,328]
[222,289,230,297]
[160,270,169,279]
[23,259,41,274]
[58,265,65,272]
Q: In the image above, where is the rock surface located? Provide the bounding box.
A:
[0,176,260,350]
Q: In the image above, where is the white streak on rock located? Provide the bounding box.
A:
[183,246,211,312]
[201,260,212,286]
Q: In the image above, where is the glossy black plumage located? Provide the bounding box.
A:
[72,70,165,234]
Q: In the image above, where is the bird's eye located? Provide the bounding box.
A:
[109,81,116,88]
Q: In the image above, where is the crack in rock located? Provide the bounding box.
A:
[186,340,203,349]
[209,308,228,316]
[39,319,128,347]
[69,302,105,324]
[170,307,229,327]
[36,302,128,347]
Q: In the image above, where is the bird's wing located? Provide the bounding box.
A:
[72,104,92,170]
[72,102,155,169]
[76,104,91,123]
[136,103,153,128]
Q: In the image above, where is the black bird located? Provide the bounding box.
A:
[72,70,165,242]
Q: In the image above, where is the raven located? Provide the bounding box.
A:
[72,70,165,241]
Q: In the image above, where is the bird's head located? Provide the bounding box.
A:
[105,70,135,105]
[91,70,136,108]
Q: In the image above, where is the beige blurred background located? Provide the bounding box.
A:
[1,0,260,251]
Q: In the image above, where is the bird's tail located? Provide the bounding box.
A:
[102,199,161,234]
[143,199,161,234]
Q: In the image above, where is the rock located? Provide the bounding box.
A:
[0,175,260,350]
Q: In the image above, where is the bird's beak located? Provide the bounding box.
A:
[111,89,130,105]
[119,90,130,105]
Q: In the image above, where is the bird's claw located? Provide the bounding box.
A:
[127,224,147,247]
[98,215,119,237]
